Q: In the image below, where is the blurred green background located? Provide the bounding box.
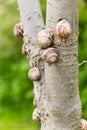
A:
[0,0,87,129]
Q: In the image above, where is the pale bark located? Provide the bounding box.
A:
[44,0,81,130]
[17,0,46,116]
[17,0,82,130]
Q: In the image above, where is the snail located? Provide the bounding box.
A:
[28,67,41,81]
[13,22,23,38]
[80,119,87,130]
[56,20,72,38]
[37,28,54,49]
[43,48,58,63]
[32,108,41,122]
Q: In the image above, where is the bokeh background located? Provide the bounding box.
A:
[0,0,87,129]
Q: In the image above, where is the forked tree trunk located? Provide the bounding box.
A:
[17,0,82,130]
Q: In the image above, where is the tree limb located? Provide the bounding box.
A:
[44,0,82,129]
[17,0,46,120]
[79,60,87,66]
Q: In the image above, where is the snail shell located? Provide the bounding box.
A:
[80,119,87,130]
[37,28,54,49]
[43,48,58,63]
[56,20,72,38]
[32,108,41,122]
[28,67,41,81]
[13,22,23,38]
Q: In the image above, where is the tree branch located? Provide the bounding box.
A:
[79,60,87,66]
[17,0,46,120]
[44,0,82,129]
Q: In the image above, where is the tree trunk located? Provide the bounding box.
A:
[44,0,81,130]
[17,0,82,130]
[17,0,46,116]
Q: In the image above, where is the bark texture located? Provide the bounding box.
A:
[17,0,46,117]
[17,0,82,130]
[44,0,81,130]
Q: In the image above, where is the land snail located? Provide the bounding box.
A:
[32,108,41,122]
[37,28,54,49]
[80,119,87,130]
[13,22,23,38]
[56,20,72,38]
[28,67,41,81]
[43,48,58,63]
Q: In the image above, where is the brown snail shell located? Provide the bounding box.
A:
[43,48,58,63]
[13,22,23,38]
[80,119,87,130]
[56,20,72,38]
[32,108,41,122]
[28,67,41,81]
[37,28,54,49]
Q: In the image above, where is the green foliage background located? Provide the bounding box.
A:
[0,0,87,129]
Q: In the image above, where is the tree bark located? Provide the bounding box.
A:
[17,0,46,116]
[17,0,82,130]
[44,0,81,130]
